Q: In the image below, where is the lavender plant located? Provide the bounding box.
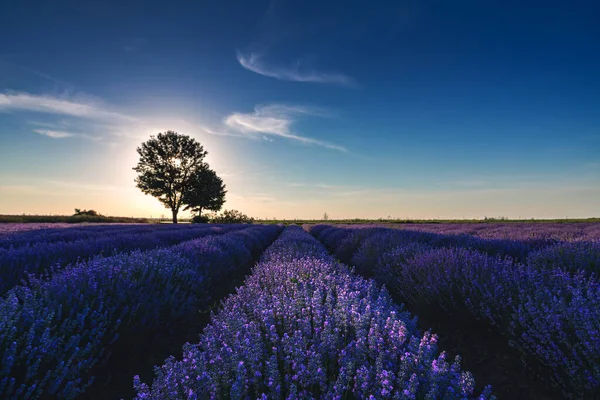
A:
[526,240,600,275]
[313,224,554,263]
[0,224,248,295]
[134,227,494,399]
[0,225,282,399]
[311,225,600,397]
[0,224,161,250]
[398,222,600,242]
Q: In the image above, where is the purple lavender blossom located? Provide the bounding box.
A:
[135,227,493,399]
[0,224,249,295]
[0,225,282,399]
[311,224,600,398]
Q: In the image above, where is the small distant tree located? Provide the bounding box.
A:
[323,212,329,221]
[182,167,226,218]
[133,131,208,224]
[73,209,100,216]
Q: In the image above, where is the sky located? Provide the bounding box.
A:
[0,0,599,219]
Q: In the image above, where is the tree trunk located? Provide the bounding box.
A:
[172,209,178,224]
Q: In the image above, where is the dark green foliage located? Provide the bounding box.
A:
[133,131,208,223]
[182,168,226,217]
[209,209,254,224]
[0,215,151,223]
[73,209,100,216]
[191,215,210,224]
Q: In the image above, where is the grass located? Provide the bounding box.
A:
[2,215,598,225]
[0,214,156,224]
[256,217,600,225]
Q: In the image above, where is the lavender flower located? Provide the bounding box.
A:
[135,227,493,399]
[0,225,282,399]
[311,225,600,398]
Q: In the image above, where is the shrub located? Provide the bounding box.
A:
[191,215,210,224]
[73,208,101,216]
[210,209,254,224]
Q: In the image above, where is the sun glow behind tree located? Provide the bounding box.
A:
[133,131,226,223]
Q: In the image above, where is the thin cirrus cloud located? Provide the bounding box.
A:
[33,129,102,141]
[3,91,348,152]
[33,129,74,139]
[1,91,139,140]
[223,104,349,153]
[0,91,136,123]
[236,51,356,86]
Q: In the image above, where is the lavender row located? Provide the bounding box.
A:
[0,225,282,399]
[321,225,600,278]
[134,226,494,399]
[312,224,600,276]
[386,222,600,242]
[311,225,600,398]
[329,225,555,263]
[0,224,248,295]
[0,223,75,238]
[526,240,600,275]
[0,224,181,250]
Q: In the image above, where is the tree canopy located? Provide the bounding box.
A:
[133,131,222,223]
[182,167,226,217]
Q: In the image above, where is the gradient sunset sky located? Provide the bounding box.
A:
[1,0,599,219]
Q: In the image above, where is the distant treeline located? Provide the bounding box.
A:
[257,217,600,225]
[1,214,598,225]
[0,214,155,224]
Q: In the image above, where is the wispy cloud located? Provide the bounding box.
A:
[223,104,348,152]
[5,91,347,153]
[198,126,250,139]
[0,91,136,123]
[1,91,142,142]
[236,51,356,86]
[33,129,102,141]
[33,129,74,139]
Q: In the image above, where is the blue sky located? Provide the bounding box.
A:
[0,0,599,219]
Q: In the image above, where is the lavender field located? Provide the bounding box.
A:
[1,222,599,399]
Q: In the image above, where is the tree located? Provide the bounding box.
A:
[182,167,226,217]
[133,131,208,223]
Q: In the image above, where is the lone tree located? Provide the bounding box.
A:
[133,131,213,223]
[182,167,226,217]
